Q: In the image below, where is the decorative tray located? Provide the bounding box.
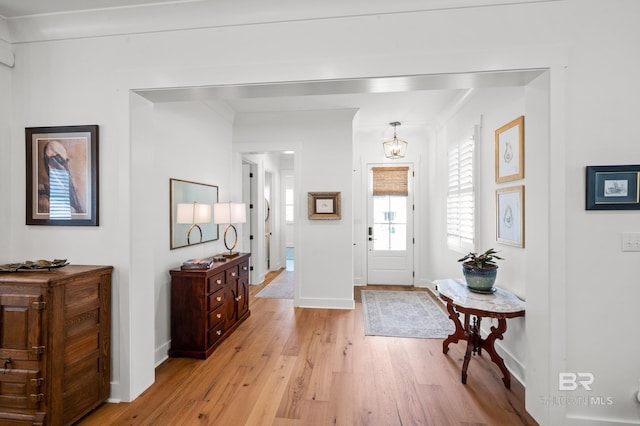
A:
[0,259,69,272]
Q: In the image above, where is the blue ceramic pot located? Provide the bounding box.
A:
[462,264,498,293]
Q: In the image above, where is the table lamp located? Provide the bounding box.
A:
[213,202,246,258]
[177,202,212,245]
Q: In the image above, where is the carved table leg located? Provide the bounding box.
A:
[442,301,466,354]
[461,326,474,384]
[481,318,511,388]
[461,316,483,384]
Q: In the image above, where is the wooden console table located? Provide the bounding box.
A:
[434,278,525,388]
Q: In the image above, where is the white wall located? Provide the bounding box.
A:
[129,97,235,393]
[150,100,234,364]
[3,1,640,423]
[234,109,356,308]
[0,20,11,263]
[563,2,640,421]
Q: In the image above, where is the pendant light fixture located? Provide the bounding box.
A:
[383,121,408,159]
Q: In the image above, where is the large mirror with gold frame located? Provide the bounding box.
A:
[170,178,219,249]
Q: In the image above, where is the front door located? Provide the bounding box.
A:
[367,164,414,285]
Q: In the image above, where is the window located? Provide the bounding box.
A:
[372,166,409,251]
[284,175,294,222]
[447,134,475,252]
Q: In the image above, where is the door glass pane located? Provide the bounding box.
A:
[389,224,406,250]
[372,195,407,251]
[373,223,390,250]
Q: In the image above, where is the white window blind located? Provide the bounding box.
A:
[447,135,475,251]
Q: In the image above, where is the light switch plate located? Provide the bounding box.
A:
[622,232,640,252]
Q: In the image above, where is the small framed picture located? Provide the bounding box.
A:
[26,125,99,226]
[496,185,525,248]
[495,116,524,183]
[586,165,640,210]
[308,192,341,220]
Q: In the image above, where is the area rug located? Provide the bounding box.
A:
[361,290,455,339]
[255,270,294,299]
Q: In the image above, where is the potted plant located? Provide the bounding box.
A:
[457,248,503,293]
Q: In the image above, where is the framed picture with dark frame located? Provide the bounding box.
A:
[308,192,341,220]
[26,125,99,226]
[586,165,640,210]
[495,116,524,183]
[496,185,525,248]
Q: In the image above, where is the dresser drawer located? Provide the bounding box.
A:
[207,321,225,347]
[208,288,225,311]
[208,305,225,329]
[239,261,249,278]
[0,369,43,410]
[207,272,225,293]
[225,266,239,282]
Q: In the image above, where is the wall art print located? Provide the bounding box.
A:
[496,185,524,248]
[586,165,640,210]
[495,116,524,183]
[308,192,341,220]
[26,125,99,226]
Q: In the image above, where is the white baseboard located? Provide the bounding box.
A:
[155,340,170,368]
[295,297,354,310]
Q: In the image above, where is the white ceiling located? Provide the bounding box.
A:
[0,0,200,18]
[0,1,543,132]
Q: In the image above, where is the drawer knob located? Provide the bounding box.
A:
[231,272,236,277]
[216,330,222,336]
[216,313,221,319]
[235,295,242,301]
[216,279,222,284]
[216,296,222,302]
[242,266,248,271]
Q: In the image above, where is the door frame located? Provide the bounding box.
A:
[366,162,415,285]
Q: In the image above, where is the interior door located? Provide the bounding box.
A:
[367,164,414,285]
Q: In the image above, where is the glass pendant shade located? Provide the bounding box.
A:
[383,121,408,159]
[383,137,408,159]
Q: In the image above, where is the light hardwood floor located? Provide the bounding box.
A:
[77,270,537,425]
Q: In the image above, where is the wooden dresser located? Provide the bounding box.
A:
[169,253,250,359]
[0,265,112,425]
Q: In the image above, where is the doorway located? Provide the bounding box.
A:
[367,164,414,285]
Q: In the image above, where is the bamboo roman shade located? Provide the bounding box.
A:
[372,166,409,196]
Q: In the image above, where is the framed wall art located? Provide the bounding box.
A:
[170,178,219,249]
[586,165,640,210]
[308,192,341,220]
[496,185,524,248]
[495,116,524,183]
[26,125,99,226]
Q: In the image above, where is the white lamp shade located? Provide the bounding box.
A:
[176,202,212,224]
[214,202,246,224]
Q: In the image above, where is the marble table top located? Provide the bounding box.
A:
[434,278,525,315]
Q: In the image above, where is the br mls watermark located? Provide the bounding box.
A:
[539,373,614,406]
[559,372,594,391]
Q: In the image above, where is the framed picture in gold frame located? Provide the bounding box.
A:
[496,185,524,248]
[308,192,341,220]
[495,116,524,183]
